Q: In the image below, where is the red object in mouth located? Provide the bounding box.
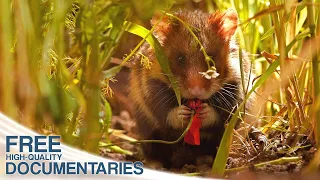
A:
[184,99,202,145]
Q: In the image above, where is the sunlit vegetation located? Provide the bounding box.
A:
[0,0,319,177]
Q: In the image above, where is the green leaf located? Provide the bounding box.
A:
[102,65,122,79]
[99,142,133,155]
[212,58,280,175]
[125,22,155,48]
[125,22,181,105]
[104,100,112,142]
[104,100,112,128]
[260,27,275,41]
[296,7,307,34]
[285,29,310,53]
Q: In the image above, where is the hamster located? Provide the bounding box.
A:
[129,9,255,168]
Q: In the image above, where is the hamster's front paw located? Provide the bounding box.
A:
[198,103,218,127]
[167,105,192,129]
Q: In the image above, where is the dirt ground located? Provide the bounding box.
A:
[98,108,319,179]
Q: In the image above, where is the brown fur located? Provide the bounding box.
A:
[129,9,255,168]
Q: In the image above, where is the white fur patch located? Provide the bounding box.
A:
[201,106,219,127]
[166,106,185,129]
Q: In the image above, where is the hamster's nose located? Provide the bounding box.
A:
[188,86,205,97]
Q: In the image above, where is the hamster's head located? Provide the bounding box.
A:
[151,9,239,100]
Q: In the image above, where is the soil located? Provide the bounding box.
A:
[98,107,319,178]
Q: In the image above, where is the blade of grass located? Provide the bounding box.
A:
[14,0,43,127]
[307,0,320,148]
[226,156,302,173]
[260,27,275,41]
[212,57,280,175]
[82,4,102,153]
[0,0,16,118]
[111,21,181,104]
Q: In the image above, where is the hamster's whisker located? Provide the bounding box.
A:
[152,91,175,111]
[220,89,238,102]
[221,87,239,98]
[213,93,228,110]
[216,91,233,110]
[220,87,240,100]
[211,96,232,114]
[149,86,171,103]
[157,95,177,112]
[223,82,239,88]
[148,72,173,77]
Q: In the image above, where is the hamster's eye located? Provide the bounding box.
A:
[177,54,186,66]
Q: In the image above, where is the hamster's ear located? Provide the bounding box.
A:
[151,12,173,44]
[208,8,238,40]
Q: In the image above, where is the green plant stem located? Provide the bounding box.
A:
[293,74,306,124]
[82,4,101,153]
[101,95,112,143]
[308,0,320,148]
[101,111,195,147]
[212,57,280,175]
[120,22,157,67]
[55,0,68,139]
[66,108,79,143]
[0,0,16,118]
[225,157,302,173]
